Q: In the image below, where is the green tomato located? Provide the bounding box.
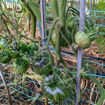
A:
[75,31,89,48]
[12,57,30,73]
[51,30,57,48]
[41,73,69,102]
[0,50,11,64]
[51,30,70,47]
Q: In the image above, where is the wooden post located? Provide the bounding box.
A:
[75,0,86,105]
[40,0,46,46]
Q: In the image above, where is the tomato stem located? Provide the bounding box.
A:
[45,96,48,105]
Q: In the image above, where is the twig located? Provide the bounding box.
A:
[0,65,12,105]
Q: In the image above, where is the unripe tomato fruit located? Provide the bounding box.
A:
[75,31,89,48]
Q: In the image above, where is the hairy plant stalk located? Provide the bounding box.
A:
[75,0,86,105]
[2,17,11,35]
[59,0,66,26]
[20,0,41,26]
[12,2,16,35]
[16,0,38,40]
[50,0,59,19]
[21,0,38,40]
[49,0,60,65]
[59,0,72,45]
[28,14,31,31]
[45,96,48,105]
[31,13,36,39]
[55,28,60,66]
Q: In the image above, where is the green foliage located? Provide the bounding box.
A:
[59,0,67,26]
[20,0,40,39]
[13,57,30,74]
[21,0,41,24]
[28,43,39,56]
[42,71,70,102]
[96,34,105,53]
[50,0,59,19]
[96,0,105,11]
[33,50,54,76]
[0,1,105,105]
[89,77,105,105]
[17,41,29,54]
[0,38,8,48]
[0,49,11,64]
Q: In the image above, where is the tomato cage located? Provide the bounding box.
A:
[0,0,105,105]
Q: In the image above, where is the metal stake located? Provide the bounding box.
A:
[40,0,46,46]
[75,0,86,105]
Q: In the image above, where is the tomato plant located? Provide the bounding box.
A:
[0,50,11,64]
[17,41,29,54]
[28,43,39,56]
[41,72,69,102]
[12,57,30,74]
[42,72,69,102]
[33,51,54,75]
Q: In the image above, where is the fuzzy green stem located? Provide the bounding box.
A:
[31,13,36,39]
